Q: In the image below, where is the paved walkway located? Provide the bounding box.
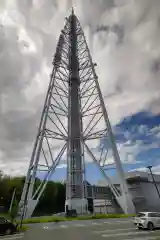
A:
[1,219,160,240]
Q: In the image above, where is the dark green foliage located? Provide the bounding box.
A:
[0,171,65,217]
[10,199,18,222]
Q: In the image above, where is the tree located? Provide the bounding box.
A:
[10,199,18,222]
[0,171,66,216]
[54,182,65,213]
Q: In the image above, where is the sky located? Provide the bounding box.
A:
[0,0,160,184]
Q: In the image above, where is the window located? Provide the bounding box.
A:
[155,213,160,217]
[137,213,146,217]
[148,213,160,217]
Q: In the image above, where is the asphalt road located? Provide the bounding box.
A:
[1,218,160,240]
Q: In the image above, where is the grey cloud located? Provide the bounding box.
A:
[112,25,124,44]
[76,0,115,29]
[96,24,124,45]
[0,0,160,174]
[91,0,160,121]
[151,58,160,73]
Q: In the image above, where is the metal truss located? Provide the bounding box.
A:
[18,10,135,219]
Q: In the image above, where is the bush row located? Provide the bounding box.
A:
[20,213,135,224]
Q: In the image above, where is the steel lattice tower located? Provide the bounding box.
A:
[18,9,135,219]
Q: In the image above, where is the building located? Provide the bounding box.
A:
[93,199,115,214]
[85,181,121,214]
[94,171,160,213]
[126,171,160,212]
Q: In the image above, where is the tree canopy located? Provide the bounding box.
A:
[0,171,65,216]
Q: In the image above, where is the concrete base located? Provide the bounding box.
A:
[65,198,88,215]
[18,199,38,219]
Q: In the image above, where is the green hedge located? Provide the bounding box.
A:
[78,213,134,220]
[19,213,135,224]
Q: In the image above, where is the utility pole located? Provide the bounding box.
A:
[9,187,16,213]
[147,165,160,200]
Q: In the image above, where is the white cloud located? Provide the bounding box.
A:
[0,158,29,176]
[57,164,67,169]
[129,165,160,175]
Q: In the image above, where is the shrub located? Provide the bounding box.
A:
[17,225,29,232]
[19,213,134,224]
[9,200,18,222]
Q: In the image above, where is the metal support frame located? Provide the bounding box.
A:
[18,9,135,219]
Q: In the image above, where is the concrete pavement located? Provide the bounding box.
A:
[1,218,160,240]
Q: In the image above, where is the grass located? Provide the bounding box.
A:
[0,213,10,219]
[17,225,29,232]
[18,213,135,224]
[1,212,135,225]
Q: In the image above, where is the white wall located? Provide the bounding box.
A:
[140,182,160,211]
[93,199,115,214]
[127,181,160,212]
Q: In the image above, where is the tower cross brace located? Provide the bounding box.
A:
[18,10,135,219]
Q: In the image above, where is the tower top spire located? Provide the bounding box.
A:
[71,7,74,15]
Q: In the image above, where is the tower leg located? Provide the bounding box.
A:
[84,37,136,215]
[84,142,135,214]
